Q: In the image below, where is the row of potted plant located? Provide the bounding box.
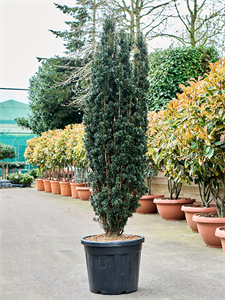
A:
[24,123,87,182]
[35,172,92,201]
[147,58,225,250]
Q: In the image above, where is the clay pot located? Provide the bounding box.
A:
[76,187,92,201]
[70,182,85,199]
[50,181,60,195]
[153,198,195,221]
[136,194,164,214]
[43,179,52,193]
[192,214,225,248]
[181,204,217,232]
[36,179,44,191]
[59,181,71,196]
[215,226,225,253]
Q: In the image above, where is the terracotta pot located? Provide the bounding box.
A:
[192,214,225,248]
[136,194,164,214]
[50,180,60,195]
[153,198,195,221]
[181,204,217,232]
[59,181,71,196]
[43,179,52,193]
[76,187,92,201]
[36,179,44,191]
[215,226,225,253]
[70,182,85,199]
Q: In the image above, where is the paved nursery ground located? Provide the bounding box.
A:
[1,186,225,300]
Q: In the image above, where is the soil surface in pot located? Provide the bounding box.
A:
[196,212,218,218]
[84,233,141,242]
[183,203,204,208]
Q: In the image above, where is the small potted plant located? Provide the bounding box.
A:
[8,172,23,187]
[20,173,34,187]
[81,18,149,294]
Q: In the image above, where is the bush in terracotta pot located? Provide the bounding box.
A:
[65,124,89,198]
[164,59,225,244]
[147,109,195,220]
[25,135,48,190]
[81,18,149,294]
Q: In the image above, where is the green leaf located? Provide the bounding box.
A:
[205,147,214,159]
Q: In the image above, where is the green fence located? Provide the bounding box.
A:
[0,133,37,177]
[0,133,36,162]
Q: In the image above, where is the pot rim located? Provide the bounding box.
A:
[181,204,217,212]
[76,187,91,190]
[140,193,164,200]
[81,234,144,247]
[215,226,225,238]
[154,198,195,204]
[192,214,225,224]
[59,181,71,185]
[70,182,85,186]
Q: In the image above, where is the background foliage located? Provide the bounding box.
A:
[147,46,219,111]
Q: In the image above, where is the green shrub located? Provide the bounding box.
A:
[28,169,38,179]
[8,173,23,184]
[8,172,34,184]
[148,46,219,111]
[9,162,27,169]
[20,174,34,184]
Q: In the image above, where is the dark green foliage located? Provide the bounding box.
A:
[50,3,90,55]
[15,57,83,135]
[8,172,34,184]
[84,18,149,236]
[28,168,38,179]
[1,161,26,170]
[0,144,16,161]
[148,46,219,111]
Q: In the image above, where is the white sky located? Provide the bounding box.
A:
[0,0,172,105]
[0,0,76,104]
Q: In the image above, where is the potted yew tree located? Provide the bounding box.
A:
[81,18,149,294]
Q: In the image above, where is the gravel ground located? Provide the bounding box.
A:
[1,187,225,300]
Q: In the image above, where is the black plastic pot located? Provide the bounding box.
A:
[22,183,31,188]
[11,184,23,188]
[81,235,144,295]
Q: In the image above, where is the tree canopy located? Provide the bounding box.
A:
[161,0,225,54]
[15,57,83,135]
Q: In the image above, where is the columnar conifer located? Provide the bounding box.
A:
[84,18,149,236]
